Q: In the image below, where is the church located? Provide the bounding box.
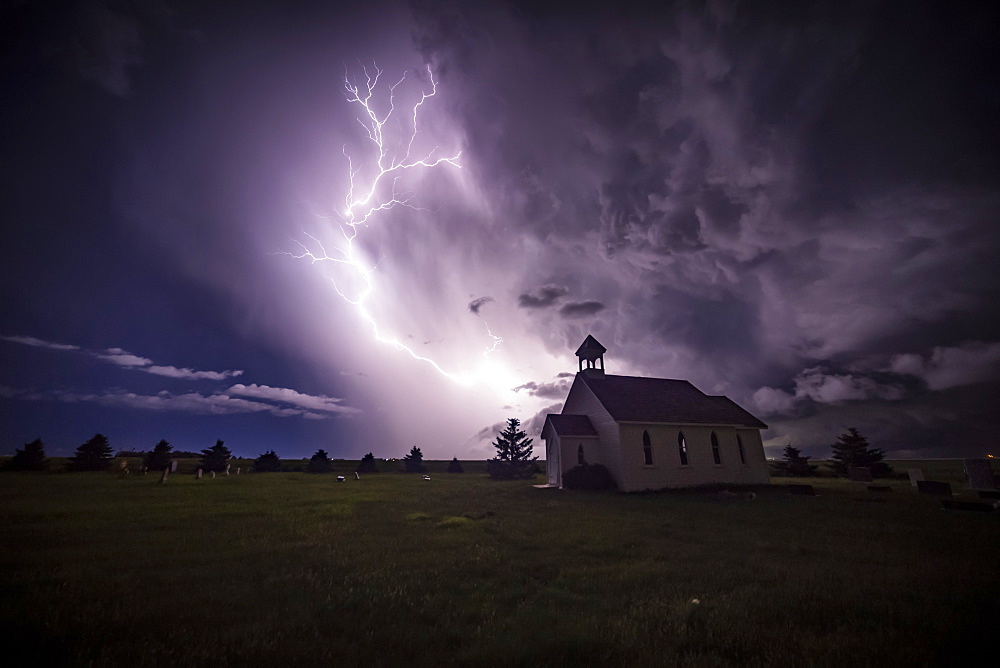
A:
[541,335,770,491]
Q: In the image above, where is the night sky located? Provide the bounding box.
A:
[3,0,998,460]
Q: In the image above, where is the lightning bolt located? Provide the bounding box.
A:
[281,64,502,387]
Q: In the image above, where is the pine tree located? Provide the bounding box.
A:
[487,418,538,480]
[356,452,379,473]
[403,446,426,473]
[254,449,281,472]
[307,449,333,473]
[69,433,114,471]
[829,428,892,478]
[446,457,464,473]
[199,440,232,473]
[144,440,174,472]
[3,438,49,471]
[773,444,818,477]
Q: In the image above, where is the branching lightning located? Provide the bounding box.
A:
[281,64,503,386]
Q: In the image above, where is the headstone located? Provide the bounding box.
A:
[422,475,431,481]
[848,467,873,483]
[787,484,815,496]
[907,468,924,487]
[917,480,952,496]
[170,460,178,473]
[196,468,202,479]
[941,499,995,513]
[963,459,997,490]
[337,475,345,482]
[355,472,360,480]
[211,471,216,479]
[159,469,168,484]
[237,467,241,475]
[225,463,231,477]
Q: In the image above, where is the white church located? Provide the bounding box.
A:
[541,335,770,491]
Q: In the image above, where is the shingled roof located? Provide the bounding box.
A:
[543,414,599,438]
[577,373,767,429]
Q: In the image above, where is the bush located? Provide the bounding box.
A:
[144,440,173,472]
[199,440,232,473]
[2,438,49,471]
[307,449,333,473]
[446,457,464,473]
[254,450,281,472]
[357,452,379,473]
[403,446,426,473]
[562,463,617,491]
[69,434,114,472]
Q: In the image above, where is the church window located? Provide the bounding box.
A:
[711,432,722,465]
[678,432,688,466]
[578,444,585,465]
[642,431,653,465]
[737,435,746,465]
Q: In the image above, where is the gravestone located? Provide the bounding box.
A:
[224,463,231,477]
[917,480,952,496]
[355,472,360,480]
[211,471,216,479]
[196,468,202,479]
[236,467,241,475]
[848,467,873,483]
[787,484,816,496]
[907,468,924,487]
[963,459,997,490]
[170,460,178,473]
[337,476,345,482]
[159,469,168,484]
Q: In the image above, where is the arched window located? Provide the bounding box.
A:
[711,432,722,465]
[737,434,746,465]
[578,444,585,465]
[678,431,688,466]
[642,431,653,466]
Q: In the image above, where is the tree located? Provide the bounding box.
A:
[199,440,232,473]
[144,440,173,472]
[772,444,818,477]
[254,449,281,472]
[69,433,114,471]
[307,449,333,473]
[446,457,464,473]
[357,452,379,473]
[487,418,538,480]
[3,438,49,471]
[829,428,892,478]
[403,445,426,473]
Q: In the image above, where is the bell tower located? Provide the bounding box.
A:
[575,334,607,377]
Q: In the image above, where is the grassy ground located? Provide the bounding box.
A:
[1,470,997,666]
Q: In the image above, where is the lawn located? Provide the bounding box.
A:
[1,468,997,666]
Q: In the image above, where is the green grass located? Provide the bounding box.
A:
[1,471,997,666]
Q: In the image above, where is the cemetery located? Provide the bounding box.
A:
[0,458,997,665]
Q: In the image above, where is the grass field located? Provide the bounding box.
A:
[2,467,998,666]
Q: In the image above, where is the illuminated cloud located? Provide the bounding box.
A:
[225,383,360,415]
[2,335,81,351]
[890,341,1000,391]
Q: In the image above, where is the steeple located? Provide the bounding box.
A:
[575,334,606,376]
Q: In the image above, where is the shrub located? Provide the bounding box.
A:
[144,440,174,472]
[357,452,379,473]
[403,446,427,473]
[446,457,464,473]
[68,434,114,472]
[307,449,333,473]
[199,440,232,473]
[3,438,49,471]
[254,450,281,472]
[562,463,617,491]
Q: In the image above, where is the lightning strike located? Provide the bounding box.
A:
[282,64,504,388]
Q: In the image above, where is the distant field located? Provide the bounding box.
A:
[1,469,997,665]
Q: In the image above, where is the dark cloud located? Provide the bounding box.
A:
[517,284,569,308]
[559,301,605,319]
[512,377,572,400]
[467,296,494,314]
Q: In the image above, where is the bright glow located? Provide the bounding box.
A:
[282,64,507,389]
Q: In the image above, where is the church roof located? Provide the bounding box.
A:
[578,373,768,429]
[543,414,599,437]
[575,334,607,357]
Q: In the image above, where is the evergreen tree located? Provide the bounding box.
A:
[3,438,49,471]
[829,428,892,478]
[69,433,114,471]
[772,444,818,477]
[356,452,379,473]
[144,440,174,472]
[254,449,282,472]
[199,439,232,473]
[403,445,426,473]
[487,418,538,480]
[446,457,464,473]
[307,449,333,473]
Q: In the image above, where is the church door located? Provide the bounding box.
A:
[547,439,560,486]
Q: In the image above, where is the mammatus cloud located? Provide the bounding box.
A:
[467,296,494,314]
[225,383,360,415]
[517,284,569,308]
[558,301,605,318]
[1,335,80,351]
